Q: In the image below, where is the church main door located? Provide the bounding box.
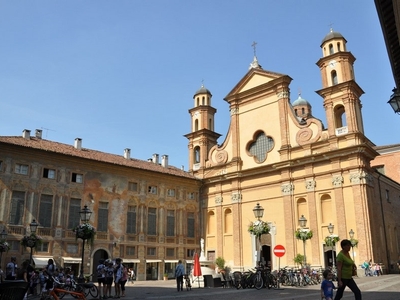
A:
[92,249,109,280]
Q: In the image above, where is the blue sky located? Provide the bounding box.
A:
[0,1,395,169]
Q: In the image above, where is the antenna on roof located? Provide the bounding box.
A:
[41,127,56,138]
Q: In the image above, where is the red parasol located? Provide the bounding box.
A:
[193,252,202,287]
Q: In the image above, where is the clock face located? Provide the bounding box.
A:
[193,111,199,117]
[329,60,337,68]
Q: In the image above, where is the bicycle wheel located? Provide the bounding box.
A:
[89,285,99,298]
[253,273,263,290]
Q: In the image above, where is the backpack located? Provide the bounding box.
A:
[97,264,105,277]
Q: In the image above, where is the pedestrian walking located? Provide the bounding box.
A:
[175,260,184,292]
[334,239,361,300]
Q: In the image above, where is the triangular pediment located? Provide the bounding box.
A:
[225,68,288,99]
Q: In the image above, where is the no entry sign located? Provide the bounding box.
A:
[273,244,286,257]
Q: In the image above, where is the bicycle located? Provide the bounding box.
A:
[63,276,98,298]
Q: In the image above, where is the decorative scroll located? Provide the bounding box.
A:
[231,192,242,203]
[332,175,344,187]
[305,180,316,191]
[281,183,294,195]
[215,195,223,205]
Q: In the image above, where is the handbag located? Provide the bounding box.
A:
[352,264,357,276]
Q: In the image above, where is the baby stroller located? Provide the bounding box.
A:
[184,274,192,291]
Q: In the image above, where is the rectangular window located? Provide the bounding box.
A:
[166,248,175,257]
[188,192,195,200]
[39,194,53,228]
[72,173,83,183]
[386,189,390,202]
[127,206,137,234]
[166,210,175,237]
[68,198,81,229]
[126,246,136,256]
[37,242,49,252]
[43,168,56,179]
[147,208,157,235]
[15,164,29,175]
[98,202,109,232]
[186,249,195,258]
[148,186,157,194]
[9,240,20,251]
[187,212,195,238]
[67,244,78,254]
[167,189,175,197]
[147,247,156,256]
[128,182,138,192]
[9,191,25,225]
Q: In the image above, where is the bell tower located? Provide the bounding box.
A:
[316,29,365,137]
[185,84,221,172]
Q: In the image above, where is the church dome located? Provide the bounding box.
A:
[194,85,212,98]
[321,30,346,46]
[292,95,310,106]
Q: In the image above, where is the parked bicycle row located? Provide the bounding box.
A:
[227,265,326,290]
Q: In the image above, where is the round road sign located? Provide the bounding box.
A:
[273,244,286,257]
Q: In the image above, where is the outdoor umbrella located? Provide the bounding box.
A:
[193,252,202,288]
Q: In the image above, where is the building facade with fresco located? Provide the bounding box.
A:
[0,133,201,280]
[1,29,400,279]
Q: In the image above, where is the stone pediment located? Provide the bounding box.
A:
[225,68,288,99]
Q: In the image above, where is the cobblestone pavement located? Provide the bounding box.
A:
[50,274,400,300]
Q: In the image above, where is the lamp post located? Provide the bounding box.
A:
[388,87,400,114]
[0,228,8,270]
[349,229,355,261]
[78,205,92,283]
[327,223,335,268]
[252,203,264,266]
[29,219,39,265]
[299,215,308,267]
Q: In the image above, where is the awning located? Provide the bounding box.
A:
[145,259,162,263]
[62,257,82,264]
[32,256,53,268]
[186,260,194,264]
[121,259,140,263]
[164,260,179,263]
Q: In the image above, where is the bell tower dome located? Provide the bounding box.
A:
[316,29,365,137]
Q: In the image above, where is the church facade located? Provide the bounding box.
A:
[186,30,400,272]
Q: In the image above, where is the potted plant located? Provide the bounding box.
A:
[20,233,43,249]
[163,273,169,280]
[215,256,225,273]
[73,223,96,245]
[294,253,305,267]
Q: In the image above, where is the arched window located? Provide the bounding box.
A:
[320,194,332,224]
[224,209,232,234]
[329,44,334,55]
[331,70,338,85]
[195,119,199,131]
[301,108,305,115]
[194,146,200,163]
[337,42,341,52]
[334,105,346,128]
[207,211,215,234]
[208,118,213,131]
[196,97,199,106]
[202,97,205,105]
[294,108,298,116]
[297,198,307,220]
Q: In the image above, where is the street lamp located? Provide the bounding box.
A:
[253,203,264,221]
[388,87,400,114]
[0,228,8,270]
[252,203,264,266]
[78,205,92,283]
[327,223,335,268]
[299,215,308,267]
[349,229,355,261]
[29,219,39,264]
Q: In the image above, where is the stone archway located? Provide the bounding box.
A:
[92,249,109,280]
